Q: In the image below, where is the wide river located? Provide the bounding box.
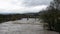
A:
[0,18,58,34]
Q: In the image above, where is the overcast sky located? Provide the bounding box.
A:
[0,0,52,14]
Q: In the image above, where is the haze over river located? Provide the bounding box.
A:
[0,18,59,34]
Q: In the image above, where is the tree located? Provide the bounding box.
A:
[39,0,60,31]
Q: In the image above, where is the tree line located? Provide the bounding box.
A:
[0,13,39,23]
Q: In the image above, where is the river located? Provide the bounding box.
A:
[0,18,58,34]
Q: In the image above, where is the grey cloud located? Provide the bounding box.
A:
[21,0,52,6]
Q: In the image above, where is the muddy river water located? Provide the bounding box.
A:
[0,18,58,34]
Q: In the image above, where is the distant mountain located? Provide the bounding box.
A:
[23,12,39,15]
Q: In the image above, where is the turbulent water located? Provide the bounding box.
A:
[0,18,58,34]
